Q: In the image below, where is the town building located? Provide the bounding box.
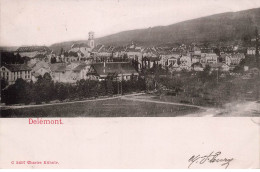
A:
[0,64,32,84]
[201,53,219,64]
[31,61,51,82]
[71,63,90,81]
[247,47,260,55]
[88,31,95,49]
[191,62,204,71]
[50,63,68,83]
[69,43,91,58]
[225,53,245,66]
[180,55,192,67]
[209,63,230,72]
[87,62,139,81]
[167,58,179,67]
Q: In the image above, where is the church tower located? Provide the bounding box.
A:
[88,31,95,49]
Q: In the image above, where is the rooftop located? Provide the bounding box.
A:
[2,64,31,72]
[91,62,138,76]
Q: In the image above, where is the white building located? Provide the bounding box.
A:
[0,64,32,84]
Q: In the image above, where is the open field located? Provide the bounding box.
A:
[1,94,259,117]
[0,95,202,118]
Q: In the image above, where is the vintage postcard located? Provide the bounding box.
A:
[0,0,259,169]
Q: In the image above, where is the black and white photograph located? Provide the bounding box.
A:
[0,0,259,169]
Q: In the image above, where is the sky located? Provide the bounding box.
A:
[1,0,260,46]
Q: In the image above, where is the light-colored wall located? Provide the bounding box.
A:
[0,67,32,84]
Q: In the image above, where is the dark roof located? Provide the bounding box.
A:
[113,46,126,52]
[72,63,88,72]
[191,62,203,67]
[16,46,50,52]
[50,63,66,72]
[142,48,158,55]
[125,48,141,52]
[3,64,31,72]
[192,55,201,58]
[99,46,114,53]
[91,62,138,76]
[34,54,46,59]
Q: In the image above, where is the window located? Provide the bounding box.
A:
[2,68,5,71]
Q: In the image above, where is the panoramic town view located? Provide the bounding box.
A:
[0,1,260,117]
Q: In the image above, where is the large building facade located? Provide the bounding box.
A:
[0,64,32,84]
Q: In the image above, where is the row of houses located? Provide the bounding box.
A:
[0,50,244,85]
[3,32,256,85]
[0,61,139,85]
[80,42,247,72]
[12,38,253,72]
[1,45,247,85]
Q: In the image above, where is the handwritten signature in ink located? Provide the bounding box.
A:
[188,151,233,169]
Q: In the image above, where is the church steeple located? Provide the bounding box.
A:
[88,31,95,49]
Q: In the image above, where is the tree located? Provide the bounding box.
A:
[60,48,64,56]
[33,74,55,103]
[213,48,220,56]
[43,73,52,81]
[76,79,87,98]
[198,65,211,83]
[2,85,17,104]
[51,57,57,63]
[1,78,33,104]
[123,54,128,60]
[98,81,106,96]
[14,78,28,103]
[0,52,28,64]
[1,78,8,90]
[106,79,114,95]
[55,83,68,101]
[41,73,55,102]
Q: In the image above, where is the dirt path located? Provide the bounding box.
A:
[121,95,210,110]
